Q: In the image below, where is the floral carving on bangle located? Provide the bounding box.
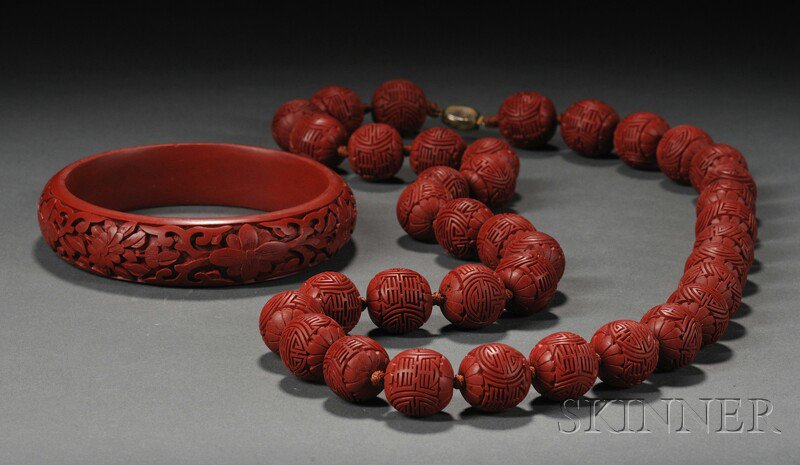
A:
[209,224,288,282]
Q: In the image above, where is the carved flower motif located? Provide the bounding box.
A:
[208,224,286,282]
[86,221,147,274]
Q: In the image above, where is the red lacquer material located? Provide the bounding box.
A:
[641,303,702,371]
[700,162,757,198]
[560,99,620,157]
[591,320,659,388]
[433,198,494,259]
[458,343,531,412]
[384,348,454,417]
[696,179,756,215]
[497,92,557,149]
[476,213,536,268]
[495,251,557,315]
[409,127,467,174]
[259,290,323,354]
[668,283,729,345]
[310,85,365,134]
[695,200,757,242]
[684,241,748,289]
[323,335,389,402]
[37,144,356,287]
[417,166,470,199]
[299,272,363,332]
[279,313,346,382]
[346,123,404,181]
[656,125,713,183]
[396,181,452,242]
[289,113,349,167]
[438,264,507,329]
[613,112,670,169]
[271,99,317,151]
[680,261,743,316]
[529,332,599,401]
[371,79,430,136]
[459,152,517,208]
[689,144,748,190]
[695,221,755,267]
[366,268,433,334]
[502,230,566,281]
[462,137,520,177]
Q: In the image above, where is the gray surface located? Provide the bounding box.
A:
[1,61,799,464]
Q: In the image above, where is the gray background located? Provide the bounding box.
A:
[2,6,799,464]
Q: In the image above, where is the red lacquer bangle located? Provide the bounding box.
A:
[37,143,357,286]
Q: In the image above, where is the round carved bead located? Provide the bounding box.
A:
[459,152,517,209]
[560,99,620,157]
[323,335,389,402]
[433,198,494,259]
[310,85,365,134]
[613,111,670,170]
[476,213,536,268]
[529,332,599,401]
[668,283,729,345]
[289,113,349,167]
[462,137,520,177]
[641,303,702,371]
[690,143,748,190]
[701,162,757,199]
[502,230,566,282]
[438,264,507,329]
[656,125,713,183]
[417,166,470,199]
[591,320,659,388]
[695,200,757,242]
[696,179,756,216]
[366,268,433,334]
[695,221,755,267]
[371,79,429,136]
[271,99,317,150]
[685,241,748,289]
[681,260,743,316]
[299,272,362,332]
[497,92,558,149]
[409,127,467,174]
[384,348,454,417]
[259,290,323,354]
[279,313,346,382]
[396,180,452,242]
[495,251,558,315]
[458,343,532,412]
[346,123,404,181]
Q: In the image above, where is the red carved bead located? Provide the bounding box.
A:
[495,251,558,315]
[695,221,755,267]
[259,290,323,354]
[279,313,346,381]
[701,162,757,199]
[641,303,702,371]
[696,179,756,216]
[695,200,757,242]
[656,125,713,183]
[289,113,349,167]
[310,85,365,134]
[417,166,470,199]
[591,320,659,388]
[560,99,620,157]
[439,264,506,329]
[409,127,467,174]
[396,180,452,242]
[271,99,317,150]
[497,92,557,149]
[502,230,566,282]
[323,335,389,402]
[371,79,429,136]
[299,272,362,332]
[613,111,670,170]
[462,137,520,177]
[668,283,729,345]
[690,143,748,191]
[459,152,517,209]
[476,213,536,268]
[685,241,748,290]
[681,260,743,316]
[433,198,493,259]
[384,348,454,417]
[458,343,532,412]
[366,268,433,334]
[347,123,404,181]
[529,332,599,401]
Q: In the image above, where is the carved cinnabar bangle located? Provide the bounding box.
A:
[37,143,357,286]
